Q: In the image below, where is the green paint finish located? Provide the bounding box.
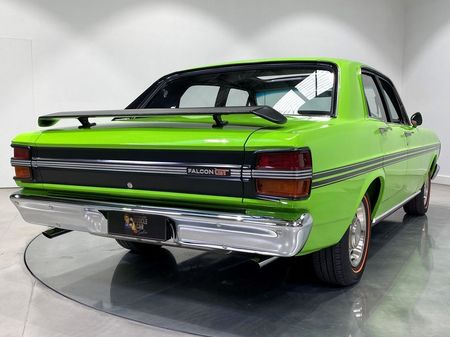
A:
[21,120,260,150]
[11,130,43,145]
[11,58,440,256]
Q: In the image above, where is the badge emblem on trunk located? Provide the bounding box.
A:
[186,167,231,176]
[127,182,133,189]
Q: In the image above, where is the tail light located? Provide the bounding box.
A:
[11,146,32,180]
[255,149,312,199]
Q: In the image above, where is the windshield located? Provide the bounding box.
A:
[138,63,336,116]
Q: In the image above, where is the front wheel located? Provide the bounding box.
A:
[312,195,371,286]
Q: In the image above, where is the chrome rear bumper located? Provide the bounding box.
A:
[10,192,312,257]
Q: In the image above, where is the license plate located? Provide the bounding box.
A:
[107,211,170,241]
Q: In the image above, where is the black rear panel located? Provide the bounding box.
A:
[36,168,243,196]
[31,148,251,198]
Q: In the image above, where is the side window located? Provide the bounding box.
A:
[379,79,403,124]
[179,85,220,107]
[226,88,249,106]
[361,74,388,122]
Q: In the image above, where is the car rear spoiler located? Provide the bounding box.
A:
[38,106,287,129]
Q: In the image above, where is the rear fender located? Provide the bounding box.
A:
[300,169,385,255]
[340,169,385,238]
[355,170,386,220]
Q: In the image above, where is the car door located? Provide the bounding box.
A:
[378,77,427,195]
[361,72,408,213]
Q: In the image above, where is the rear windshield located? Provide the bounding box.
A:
[138,63,336,116]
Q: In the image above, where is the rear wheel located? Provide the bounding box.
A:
[312,195,371,286]
[116,239,162,255]
[403,174,431,216]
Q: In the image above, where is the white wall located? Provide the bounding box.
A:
[403,0,450,184]
[0,38,35,187]
[0,0,408,187]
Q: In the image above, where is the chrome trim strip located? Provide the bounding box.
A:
[35,161,185,173]
[24,143,439,185]
[251,169,312,179]
[31,157,314,180]
[34,158,244,169]
[372,190,421,225]
[10,192,313,257]
[10,159,32,167]
[33,159,244,178]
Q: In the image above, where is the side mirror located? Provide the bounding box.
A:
[410,112,423,127]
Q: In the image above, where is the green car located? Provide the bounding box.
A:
[10,58,440,286]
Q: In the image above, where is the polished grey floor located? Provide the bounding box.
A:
[0,188,189,337]
[2,186,450,337]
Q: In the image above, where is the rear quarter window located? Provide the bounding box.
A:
[362,74,388,122]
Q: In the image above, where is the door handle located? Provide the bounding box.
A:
[404,131,414,137]
[378,126,392,135]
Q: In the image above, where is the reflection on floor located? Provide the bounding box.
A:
[23,186,450,337]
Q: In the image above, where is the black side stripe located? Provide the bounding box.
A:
[312,144,439,189]
[313,148,428,188]
[312,147,432,188]
[313,143,439,180]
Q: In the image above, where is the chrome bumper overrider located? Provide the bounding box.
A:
[10,192,313,257]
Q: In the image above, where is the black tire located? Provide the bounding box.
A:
[403,174,431,216]
[115,239,162,255]
[312,195,371,286]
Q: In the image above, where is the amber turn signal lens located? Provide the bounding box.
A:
[256,178,311,199]
[14,166,32,180]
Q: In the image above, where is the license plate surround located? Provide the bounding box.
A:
[107,211,170,241]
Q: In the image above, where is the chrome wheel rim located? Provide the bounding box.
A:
[349,202,367,269]
[423,177,430,207]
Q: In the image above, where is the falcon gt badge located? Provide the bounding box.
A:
[186,167,231,176]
